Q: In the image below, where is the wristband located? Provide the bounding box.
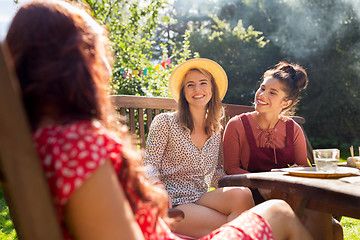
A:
[153,180,165,186]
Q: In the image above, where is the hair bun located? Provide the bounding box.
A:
[280,65,296,78]
[293,68,308,90]
[276,61,308,91]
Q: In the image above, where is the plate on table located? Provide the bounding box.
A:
[281,167,360,178]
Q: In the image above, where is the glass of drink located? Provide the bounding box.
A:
[313,149,340,172]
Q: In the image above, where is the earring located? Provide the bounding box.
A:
[283,100,291,108]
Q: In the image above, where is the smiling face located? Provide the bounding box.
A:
[254,77,292,115]
[183,69,213,109]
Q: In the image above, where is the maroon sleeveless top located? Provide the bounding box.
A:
[241,114,295,172]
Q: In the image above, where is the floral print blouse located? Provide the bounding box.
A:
[143,112,226,206]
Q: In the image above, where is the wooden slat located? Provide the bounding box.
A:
[110,95,177,109]
[120,107,126,116]
[223,104,255,118]
[290,116,314,164]
[0,43,62,239]
[290,116,305,125]
[129,108,136,134]
[138,109,145,149]
[304,134,314,164]
[146,109,153,132]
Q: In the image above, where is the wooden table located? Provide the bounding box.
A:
[218,170,360,219]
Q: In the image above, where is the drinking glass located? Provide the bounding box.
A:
[313,149,340,172]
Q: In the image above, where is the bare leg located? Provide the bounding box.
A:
[270,190,342,240]
[250,200,313,240]
[171,187,253,238]
[172,203,227,238]
[198,187,255,222]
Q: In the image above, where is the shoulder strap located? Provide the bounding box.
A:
[240,114,257,147]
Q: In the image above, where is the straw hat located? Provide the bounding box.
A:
[169,58,228,101]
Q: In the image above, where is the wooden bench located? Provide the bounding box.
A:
[110,95,314,164]
[110,95,254,148]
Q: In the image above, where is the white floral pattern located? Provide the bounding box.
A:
[33,120,274,240]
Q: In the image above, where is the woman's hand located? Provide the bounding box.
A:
[153,182,172,208]
[150,178,172,208]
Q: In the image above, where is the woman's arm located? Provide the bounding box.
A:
[65,160,145,240]
[223,117,250,175]
[210,138,227,188]
[143,114,171,182]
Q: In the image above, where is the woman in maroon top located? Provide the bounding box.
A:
[223,61,309,175]
[223,61,342,240]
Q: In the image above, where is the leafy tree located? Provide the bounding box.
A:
[81,0,197,97]
[188,16,283,105]
[179,0,360,146]
[82,0,360,145]
[300,6,360,145]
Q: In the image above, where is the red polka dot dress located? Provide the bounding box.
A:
[33,121,274,240]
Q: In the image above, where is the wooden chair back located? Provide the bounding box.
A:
[289,116,314,164]
[110,95,314,164]
[0,44,62,239]
[110,95,176,149]
[110,95,254,148]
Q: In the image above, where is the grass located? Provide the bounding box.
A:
[338,158,360,239]
[342,217,360,239]
[0,187,359,239]
[0,189,17,240]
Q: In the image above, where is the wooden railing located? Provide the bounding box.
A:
[110,95,254,149]
[110,94,314,164]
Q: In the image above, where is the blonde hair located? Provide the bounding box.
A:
[178,68,224,134]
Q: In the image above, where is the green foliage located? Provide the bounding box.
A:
[311,137,360,159]
[170,0,360,145]
[83,0,167,96]
[81,0,197,98]
[0,189,17,240]
[236,0,360,145]
[341,217,360,240]
[187,16,279,105]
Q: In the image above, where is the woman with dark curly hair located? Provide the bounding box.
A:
[224,61,309,176]
[223,61,342,240]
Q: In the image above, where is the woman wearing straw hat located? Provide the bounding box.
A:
[143,58,259,237]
